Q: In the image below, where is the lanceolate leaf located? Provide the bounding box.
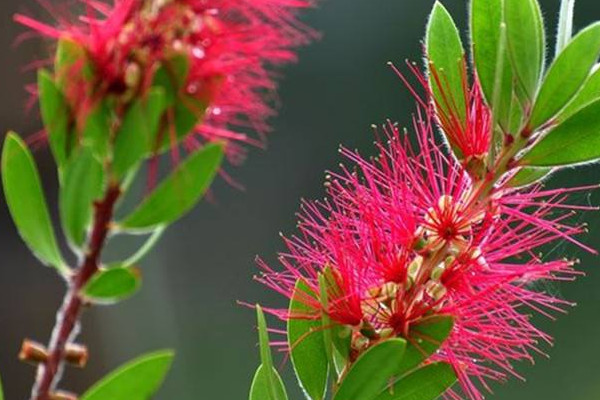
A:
[288,280,328,400]
[60,147,105,249]
[559,65,600,120]
[55,38,92,89]
[2,133,67,273]
[81,351,174,400]
[82,266,141,304]
[530,23,600,129]
[38,69,72,168]
[508,167,553,188]
[426,2,466,122]
[374,362,457,400]
[396,315,454,377]
[120,143,224,231]
[112,100,150,179]
[556,0,575,56]
[521,99,600,166]
[249,365,289,400]
[256,305,287,400]
[470,0,513,129]
[504,0,545,101]
[333,338,407,400]
[82,101,111,159]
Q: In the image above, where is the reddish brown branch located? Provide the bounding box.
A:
[30,184,121,400]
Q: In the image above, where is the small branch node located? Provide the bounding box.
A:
[19,339,48,366]
[49,391,78,400]
[64,343,89,368]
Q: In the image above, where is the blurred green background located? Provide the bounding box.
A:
[1,0,600,398]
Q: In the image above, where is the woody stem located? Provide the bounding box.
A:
[30,184,121,400]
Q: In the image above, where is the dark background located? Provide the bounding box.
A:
[2,0,600,399]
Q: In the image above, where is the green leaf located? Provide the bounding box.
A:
[521,99,600,166]
[249,365,289,400]
[426,2,466,122]
[319,269,351,376]
[530,23,600,129]
[55,38,93,88]
[38,69,72,168]
[0,373,4,400]
[471,0,513,129]
[559,65,600,120]
[257,305,275,374]
[256,305,287,400]
[82,101,111,159]
[60,148,105,249]
[2,133,67,273]
[374,362,457,400]
[147,89,168,148]
[396,315,454,377]
[151,55,204,151]
[112,101,150,179]
[508,166,552,187]
[556,0,575,56]
[82,266,141,304]
[81,350,174,400]
[333,338,407,400]
[504,0,545,101]
[288,280,328,400]
[120,143,224,231]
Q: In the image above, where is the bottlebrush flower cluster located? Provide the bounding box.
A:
[16,0,314,166]
[257,86,594,398]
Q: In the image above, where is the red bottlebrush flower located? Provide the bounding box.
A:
[257,106,595,399]
[392,61,493,169]
[15,0,315,168]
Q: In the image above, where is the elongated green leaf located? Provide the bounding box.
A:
[81,351,174,400]
[120,143,224,230]
[471,0,513,130]
[396,315,454,377]
[38,70,72,168]
[374,362,457,400]
[82,266,141,303]
[556,0,575,56]
[60,148,105,249]
[530,23,600,128]
[147,89,168,147]
[257,305,274,371]
[508,167,552,187]
[426,2,466,122]
[521,99,600,166]
[288,280,328,400]
[256,305,287,400]
[0,373,4,400]
[112,101,150,179]
[505,0,545,101]
[55,38,93,89]
[319,268,352,376]
[249,365,289,400]
[559,65,600,120]
[82,101,111,159]
[333,338,407,400]
[2,133,67,273]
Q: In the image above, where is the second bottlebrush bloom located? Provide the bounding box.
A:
[258,107,593,399]
[256,1,600,399]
